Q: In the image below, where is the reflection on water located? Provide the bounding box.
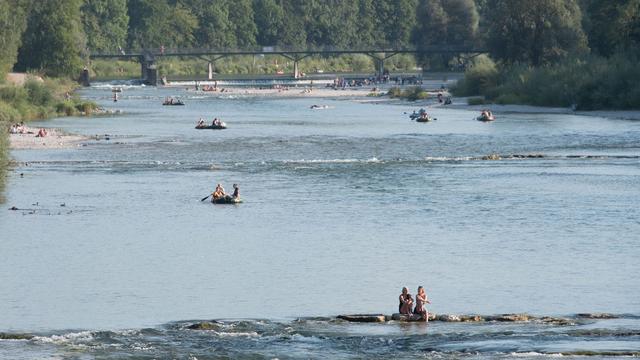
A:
[1,86,639,357]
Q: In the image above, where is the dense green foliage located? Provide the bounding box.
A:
[454,53,640,109]
[0,0,28,78]
[15,0,86,77]
[485,0,588,66]
[81,0,129,52]
[453,0,640,109]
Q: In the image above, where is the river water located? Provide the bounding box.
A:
[0,85,639,358]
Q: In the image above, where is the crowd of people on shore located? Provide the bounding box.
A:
[399,286,431,321]
[9,123,48,137]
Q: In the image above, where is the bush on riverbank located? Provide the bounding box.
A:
[0,78,98,119]
[453,53,640,110]
[387,86,429,101]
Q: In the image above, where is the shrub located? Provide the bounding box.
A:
[467,97,486,105]
[387,86,402,98]
[452,55,499,96]
[404,86,429,101]
[24,79,53,106]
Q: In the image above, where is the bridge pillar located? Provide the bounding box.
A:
[375,58,384,80]
[293,61,300,79]
[208,62,213,80]
[79,67,90,86]
[140,54,158,85]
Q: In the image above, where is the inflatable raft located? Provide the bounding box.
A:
[477,115,495,122]
[196,124,227,130]
[163,100,184,106]
[211,196,241,204]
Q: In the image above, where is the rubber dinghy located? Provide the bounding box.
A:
[163,100,185,106]
[211,196,242,204]
[195,124,227,130]
[477,115,495,122]
[416,117,435,122]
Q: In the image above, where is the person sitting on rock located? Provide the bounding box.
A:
[414,286,431,321]
[36,128,48,138]
[399,287,414,315]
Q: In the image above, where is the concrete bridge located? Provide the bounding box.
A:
[88,45,486,85]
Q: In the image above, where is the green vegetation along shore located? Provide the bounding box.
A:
[453,1,640,110]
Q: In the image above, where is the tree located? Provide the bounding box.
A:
[186,0,236,48]
[486,0,588,66]
[0,0,29,76]
[127,0,198,48]
[354,0,380,47]
[584,0,640,56]
[302,0,358,48]
[81,0,129,53]
[278,0,307,48]
[253,0,284,46]
[16,0,87,77]
[412,0,478,69]
[229,0,257,48]
[375,0,418,47]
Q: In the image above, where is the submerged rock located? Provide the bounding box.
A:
[481,153,501,160]
[485,314,532,322]
[459,315,484,322]
[576,313,618,319]
[391,313,423,322]
[438,314,461,322]
[0,332,33,340]
[187,321,221,330]
[337,314,386,323]
[539,316,574,325]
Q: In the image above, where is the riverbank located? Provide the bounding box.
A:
[9,126,89,150]
[447,102,640,120]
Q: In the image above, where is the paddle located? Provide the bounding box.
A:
[201,194,211,202]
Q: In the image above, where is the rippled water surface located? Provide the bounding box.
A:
[1,86,639,358]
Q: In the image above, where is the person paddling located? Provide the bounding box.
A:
[212,183,225,200]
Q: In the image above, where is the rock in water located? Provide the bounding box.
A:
[337,314,386,323]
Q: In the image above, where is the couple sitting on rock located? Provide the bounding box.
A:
[399,286,430,321]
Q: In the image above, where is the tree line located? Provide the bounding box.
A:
[0,0,638,78]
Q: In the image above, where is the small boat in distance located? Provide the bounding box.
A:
[163,97,184,106]
[196,124,227,130]
[416,116,434,122]
[196,118,227,129]
[477,110,495,122]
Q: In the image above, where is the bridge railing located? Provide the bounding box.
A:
[89,44,485,58]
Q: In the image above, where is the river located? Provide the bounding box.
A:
[0,85,639,358]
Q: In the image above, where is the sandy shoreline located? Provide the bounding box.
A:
[9,126,89,150]
[185,86,384,98]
